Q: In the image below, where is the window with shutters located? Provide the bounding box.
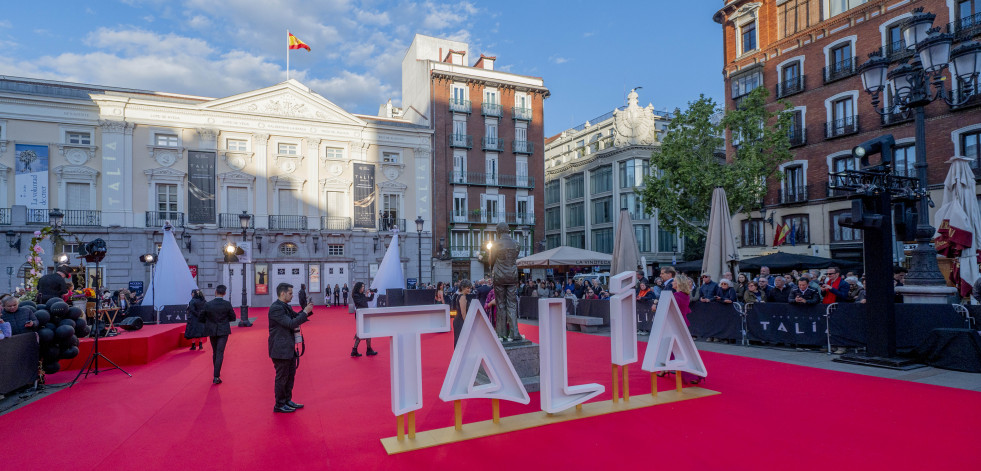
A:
[65,183,90,210]
[278,189,299,215]
[226,186,248,214]
[157,184,179,218]
[325,191,346,217]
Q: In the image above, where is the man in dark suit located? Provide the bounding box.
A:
[268,282,314,413]
[37,265,71,304]
[202,285,237,384]
[475,279,492,305]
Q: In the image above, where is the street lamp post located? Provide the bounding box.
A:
[857,8,981,294]
[49,208,64,258]
[238,211,253,327]
[415,216,424,287]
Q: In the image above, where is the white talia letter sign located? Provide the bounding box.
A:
[608,271,638,366]
[538,298,605,413]
[640,291,707,377]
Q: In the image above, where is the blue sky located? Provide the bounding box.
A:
[0,0,723,136]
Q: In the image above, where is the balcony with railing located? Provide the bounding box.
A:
[449,245,476,259]
[512,106,532,121]
[776,75,805,98]
[146,211,184,227]
[27,209,48,225]
[447,211,535,226]
[63,210,101,226]
[947,12,981,41]
[378,215,406,232]
[320,216,352,231]
[826,182,851,199]
[449,98,471,113]
[268,215,307,230]
[448,134,473,149]
[881,108,913,126]
[788,125,806,148]
[825,116,859,139]
[0,208,9,225]
[513,140,534,154]
[481,102,503,117]
[218,212,255,229]
[447,171,535,188]
[482,136,504,151]
[823,56,857,83]
[778,184,811,204]
[884,39,913,61]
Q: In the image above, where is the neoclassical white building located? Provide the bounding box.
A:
[0,76,433,305]
[543,90,681,268]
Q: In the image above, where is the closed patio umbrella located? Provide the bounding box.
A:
[932,156,981,298]
[701,187,739,281]
[611,209,642,277]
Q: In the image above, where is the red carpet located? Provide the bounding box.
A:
[3,306,978,470]
[59,324,190,370]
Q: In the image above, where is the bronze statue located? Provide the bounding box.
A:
[489,222,521,341]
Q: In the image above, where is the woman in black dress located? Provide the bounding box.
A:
[452,280,473,347]
[333,283,341,305]
[351,282,377,357]
[185,289,207,351]
[298,284,308,308]
[324,284,332,307]
[342,284,349,305]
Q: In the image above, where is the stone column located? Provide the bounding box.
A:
[253,133,269,228]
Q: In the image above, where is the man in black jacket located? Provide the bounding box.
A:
[37,265,71,304]
[1,294,37,335]
[269,282,314,413]
[202,285,237,384]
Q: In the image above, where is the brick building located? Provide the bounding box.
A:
[715,0,981,264]
[401,35,549,282]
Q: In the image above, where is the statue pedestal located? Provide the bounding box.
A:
[477,339,540,392]
[895,285,958,304]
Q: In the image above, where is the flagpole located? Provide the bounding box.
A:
[286,29,290,81]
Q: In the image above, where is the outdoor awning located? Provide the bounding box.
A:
[516,246,612,268]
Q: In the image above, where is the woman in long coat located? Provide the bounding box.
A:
[185,289,207,351]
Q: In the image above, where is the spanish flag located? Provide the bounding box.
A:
[773,223,790,246]
[288,32,310,51]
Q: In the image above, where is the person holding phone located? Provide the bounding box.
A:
[350,282,377,357]
[268,282,314,413]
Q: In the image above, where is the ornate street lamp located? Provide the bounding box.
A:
[6,230,21,253]
[237,211,252,327]
[415,216,425,287]
[856,7,981,291]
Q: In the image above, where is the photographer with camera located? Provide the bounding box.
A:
[268,282,314,413]
[350,282,377,357]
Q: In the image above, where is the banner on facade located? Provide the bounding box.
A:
[15,144,49,209]
[352,163,376,228]
[187,151,216,224]
[309,264,321,292]
[188,265,198,279]
[255,263,268,295]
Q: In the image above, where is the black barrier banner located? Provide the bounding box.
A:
[688,302,744,341]
[0,333,39,395]
[352,163,376,228]
[187,151,216,224]
[746,304,828,346]
[159,305,188,324]
[829,303,965,350]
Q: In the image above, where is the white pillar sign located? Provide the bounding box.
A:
[356,305,451,416]
[640,291,707,377]
[608,271,638,366]
[439,302,530,404]
[538,298,604,413]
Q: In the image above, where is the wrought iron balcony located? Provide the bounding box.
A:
[218,212,255,229]
[27,209,48,225]
[788,126,806,148]
[146,211,184,228]
[482,136,504,151]
[321,216,351,231]
[824,116,859,139]
[512,106,532,121]
[447,211,535,225]
[884,39,913,61]
[449,245,475,259]
[481,103,503,117]
[823,56,857,83]
[449,98,471,113]
[776,75,805,98]
[63,210,101,226]
[881,108,913,126]
[447,171,535,188]
[378,215,406,232]
[826,182,850,199]
[513,140,534,154]
[947,12,981,41]
[448,134,473,149]
[778,184,811,204]
[268,215,307,231]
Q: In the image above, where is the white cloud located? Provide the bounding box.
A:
[355,9,391,26]
[551,57,568,64]
[188,15,211,29]
[583,32,594,38]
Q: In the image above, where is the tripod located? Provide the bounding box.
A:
[70,259,131,387]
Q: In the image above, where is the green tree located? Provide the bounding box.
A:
[640,87,793,241]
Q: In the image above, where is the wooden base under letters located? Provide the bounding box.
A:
[380,387,720,454]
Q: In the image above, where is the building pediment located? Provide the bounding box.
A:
[218,170,256,185]
[199,80,365,126]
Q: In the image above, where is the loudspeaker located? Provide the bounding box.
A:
[117,316,144,331]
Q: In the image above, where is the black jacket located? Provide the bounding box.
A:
[268,299,309,360]
[201,297,236,337]
[184,298,207,339]
[352,291,374,309]
[767,286,793,303]
[298,289,308,308]
[37,273,68,303]
[2,307,38,336]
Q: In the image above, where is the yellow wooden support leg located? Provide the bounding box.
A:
[576,404,583,411]
[407,411,416,439]
[454,400,463,431]
[622,364,630,402]
[492,399,500,424]
[651,372,657,398]
[675,370,683,393]
[396,414,405,441]
[611,364,620,403]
